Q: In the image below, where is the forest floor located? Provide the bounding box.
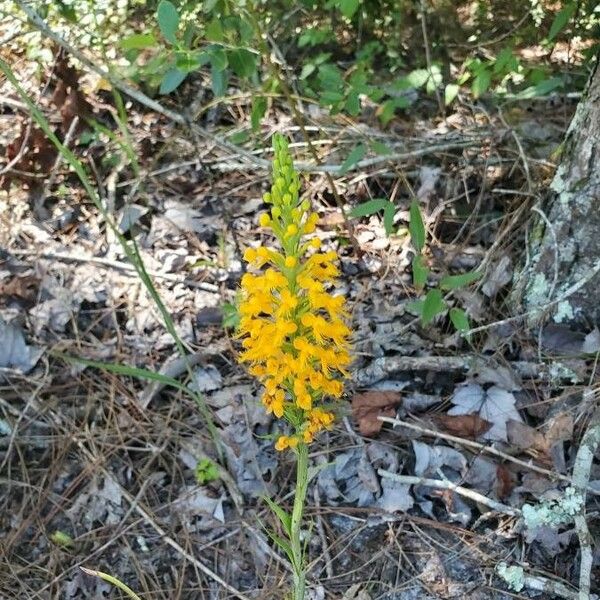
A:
[1,33,599,600]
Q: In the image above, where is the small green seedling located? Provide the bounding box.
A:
[195,458,220,485]
[49,530,74,548]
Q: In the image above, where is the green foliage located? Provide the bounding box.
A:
[421,289,445,326]
[409,201,426,253]
[49,530,74,548]
[263,495,292,536]
[411,255,429,292]
[222,300,240,330]
[449,307,470,333]
[548,2,577,41]
[195,458,220,485]
[339,144,366,174]
[349,198,395,235]
[404,200,479,332]
[440,271,482,290]
[156,0,179,44]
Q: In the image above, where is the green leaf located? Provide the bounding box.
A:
[421,289,446,326]
[370,140,392,155]
[176,51,208,73]
[406,299,424,315]
[548,2,576,41]
[411,254,428,291]
[263,496,292,535]
[512,77,563,99]
[494,47,518,75]
[349,198,389,218]
[208,47,228,71]
[120,33,156,50]
[50,530,74,547]
[211,67,228,96]
[378,97,410,125]
[338,0,360,18]
[409,200,425,252]
[251,96,267,132]
[450,307,470,332]
[228,48,257,78]
[339,143,366,174]
[229,130,250,144]
[472,69,491,98]
[195,458,220,485]
[157,0,179,44]
[440,270,482,290]
[444,83,459,105]
[264,528,295,565]
[320,90,345,104]
[344,90,361,116]
[383,202,396,236]
[55,0,77,22]
[222,301,240,329]
[159,68,186,94]
[317,63,344,90]
[406,68,430,88]
[300,63,316,79]
[205,19,224,42]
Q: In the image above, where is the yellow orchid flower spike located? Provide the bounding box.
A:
[238,133,351,451]
[236,133,351,600]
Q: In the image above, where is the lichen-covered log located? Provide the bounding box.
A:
[514,60,600,325]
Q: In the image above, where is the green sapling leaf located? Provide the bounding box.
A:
[157,0,179,44]
[409,200,425,252]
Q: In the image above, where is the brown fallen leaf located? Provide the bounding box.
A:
[496,464,515,499]
[433,413,492,439]
[545,413,573,446]
[352,391,401,436]
[506,419,548,453]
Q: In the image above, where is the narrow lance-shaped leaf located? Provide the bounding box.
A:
[421,289,446,326]
[263,495,292,535]
[251,96,267,132]
[412,254,428,292]
[383,202,396,236]
[349,198,389,218]
[440,270,482,290]
[450,307,470,333]
[548,2,577,41]
[409,200,425,252]
[339,143,366,174]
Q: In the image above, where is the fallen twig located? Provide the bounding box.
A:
[10,249,220,292]
[377,415,595,489]
[378,469,520,516]
[517,572,578,599]
[353,354,543,387]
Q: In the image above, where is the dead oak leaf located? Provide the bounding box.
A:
[352,391,401,436]
[448,383,522,442]
[432,413,492,439]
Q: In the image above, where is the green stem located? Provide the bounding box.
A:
[290,443,309,600]
[80,567,142,600]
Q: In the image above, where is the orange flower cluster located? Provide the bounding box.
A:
[237,134,351,450]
